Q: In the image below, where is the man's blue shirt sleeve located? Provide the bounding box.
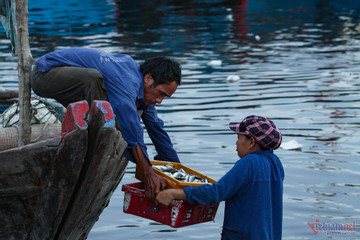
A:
[141,105,180,163]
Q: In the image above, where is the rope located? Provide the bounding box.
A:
[0,97,63,142]
[1,97,62,127]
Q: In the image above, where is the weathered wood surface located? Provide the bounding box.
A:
[0,136,60,240]
[0,100,88,240]
[0,123,62,151]
[0,129,87,240]
[56,101,128,240]
[0,100,129,240]
[0,90,18,105]
[32,129,88,240]
[15,0,33,146]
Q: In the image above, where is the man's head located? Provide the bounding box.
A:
[140,57,181,105]
[229,115,282,157]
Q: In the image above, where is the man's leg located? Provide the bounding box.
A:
[31,65,107,107]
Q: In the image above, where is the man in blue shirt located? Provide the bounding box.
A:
[156,115,284,240]
[31,47,181,200]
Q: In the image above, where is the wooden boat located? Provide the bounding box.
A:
[1,3,129,238]
[0,100,129,240]
[0,89,18,104]
[0,89,18,114]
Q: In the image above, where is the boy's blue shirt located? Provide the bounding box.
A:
[36,47,179,163]
[184,150,284,240]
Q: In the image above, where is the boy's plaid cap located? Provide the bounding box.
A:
[229,115,282,150]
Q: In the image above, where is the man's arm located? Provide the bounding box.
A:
[131,144,167,200]
[141,105,180,162]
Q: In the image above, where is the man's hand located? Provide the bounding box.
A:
[143,168,167,200]
[131,144,167,200]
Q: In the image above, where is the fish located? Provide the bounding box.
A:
[153,164,208,183]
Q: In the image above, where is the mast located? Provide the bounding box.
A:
[15,0,32,145]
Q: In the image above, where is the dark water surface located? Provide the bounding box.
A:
[1,0,359,239]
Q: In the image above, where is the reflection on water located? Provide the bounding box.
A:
[1,0,359,239]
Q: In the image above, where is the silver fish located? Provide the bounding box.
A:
[153,164,208,183]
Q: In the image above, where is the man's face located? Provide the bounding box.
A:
[143,73,178,105]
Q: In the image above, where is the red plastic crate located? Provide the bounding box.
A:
[121,182,219,228]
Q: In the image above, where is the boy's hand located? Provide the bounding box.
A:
[156,189,174,206]
[156,189,187,206]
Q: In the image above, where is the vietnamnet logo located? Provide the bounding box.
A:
[307,218,356,236]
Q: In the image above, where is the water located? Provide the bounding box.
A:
[1,0,359,239]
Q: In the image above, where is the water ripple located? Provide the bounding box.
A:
[1,1,359,239]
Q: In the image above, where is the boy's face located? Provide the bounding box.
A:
[235,133,253,158]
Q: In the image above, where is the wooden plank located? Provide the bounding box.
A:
[55,101,128,240]
[33,129,88,240]
[61,100,89,138]
[0,137,60,240]
[0,90,19,102]
[32,101,90,239]
[0,130,88,240]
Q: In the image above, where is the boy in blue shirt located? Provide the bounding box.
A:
[156,115,284,240]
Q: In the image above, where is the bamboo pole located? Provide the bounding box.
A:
[15,0,32,146]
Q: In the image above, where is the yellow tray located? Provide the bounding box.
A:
[135,160,217,189]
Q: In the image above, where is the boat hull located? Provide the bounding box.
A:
[0,100,128,240]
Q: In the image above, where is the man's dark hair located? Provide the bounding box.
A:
[140,56,181,87]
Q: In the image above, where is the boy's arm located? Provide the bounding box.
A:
[156,188,186,206]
